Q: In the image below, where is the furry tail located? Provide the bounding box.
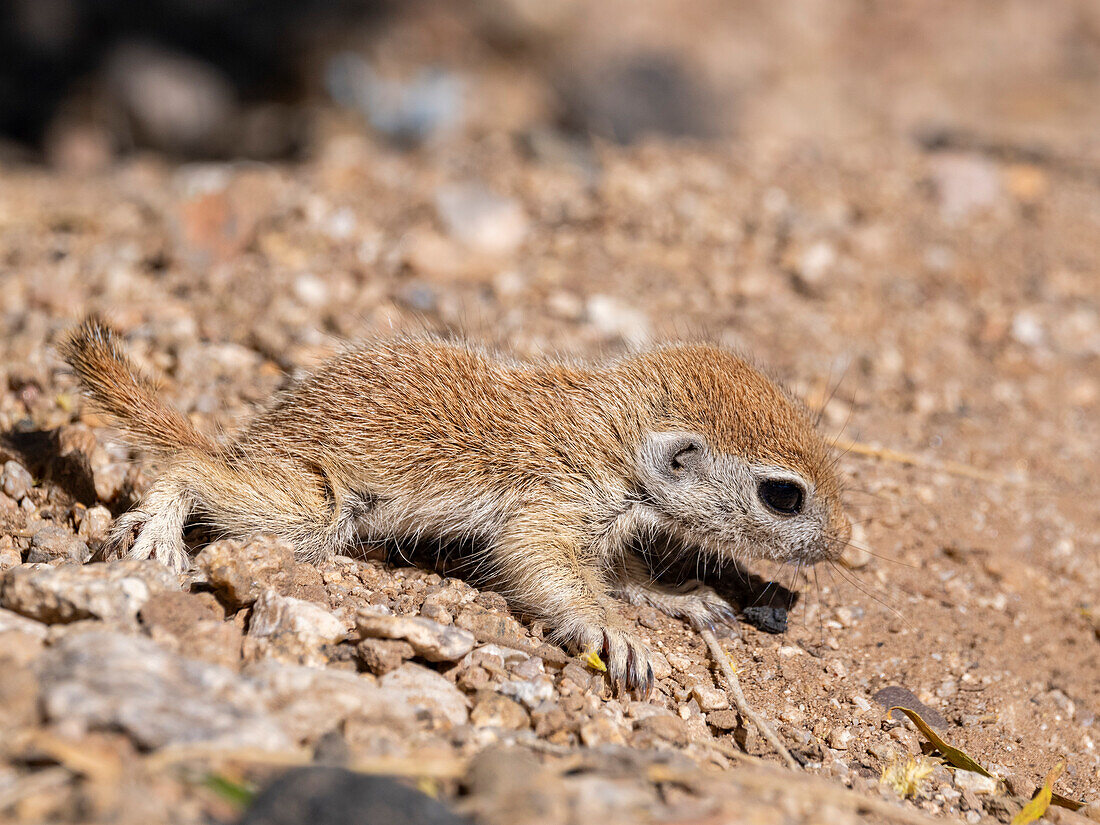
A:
[60,317,218,458]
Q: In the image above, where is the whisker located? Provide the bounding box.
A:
[826,560,912,629]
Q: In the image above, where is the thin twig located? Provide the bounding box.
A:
[698,627,799,771]
[832,436,1023,486]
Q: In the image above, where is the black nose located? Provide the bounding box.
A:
[758,479,804,515]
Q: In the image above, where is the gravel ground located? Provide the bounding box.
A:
[0,4,1099,823]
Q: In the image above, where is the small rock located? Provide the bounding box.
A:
[27,525,90,564]
[249,590,346,645]
[326,54,465,146]
[705,709,741,731]
[197,536,296,608]
[105,42,236,156]
[635,714,690,745]
[245,663,398,742]
[779,706,807,725]
[929,153,1003,223]
[435,182,529,256]
[379,663,469,726]
[690,682,730,711]
[742,605,788,634]
[356,612,474,662]
[470,690,530,729]
[355,637,415,675]
[579,716,627,747]
[139,591,241,668]
[455,603,527,647]
[585,295,651,346]
[294,273,330,307]
[91,461,128,504]
[1047,689,1076,720]
[0,607,48,639]
[665,651,692,671]
[827,727,854,750]
[649,649,672,680]
[834,607,859,628]
[0,536,22,570]
[872,685,948,729]
[839,522,873,570]
[1,461,33,501]
[77,505,113,541]
[1011,311,1045,348]
[797,240,837,286]
[0,560,179,624]
[839,543,873,569]
[953,770,1000,795]
[498,677,554,710]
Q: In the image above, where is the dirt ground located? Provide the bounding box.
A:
[0,2,1098,824]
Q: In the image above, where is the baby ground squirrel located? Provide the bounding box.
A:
[63,318,851,692]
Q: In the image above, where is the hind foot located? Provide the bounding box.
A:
[617,579,738,632]
[96,509,189,572]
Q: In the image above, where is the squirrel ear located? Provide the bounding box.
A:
[640,431,709,482]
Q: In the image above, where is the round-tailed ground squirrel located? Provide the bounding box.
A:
[62,318,851,692]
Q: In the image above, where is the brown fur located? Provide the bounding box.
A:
[62,318,850,692]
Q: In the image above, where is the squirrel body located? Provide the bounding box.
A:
[63,319,850,691]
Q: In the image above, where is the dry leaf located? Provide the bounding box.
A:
[1012,762,1064,825]
[890,706,996,778]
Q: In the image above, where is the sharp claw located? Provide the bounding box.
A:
[645,664,655,698]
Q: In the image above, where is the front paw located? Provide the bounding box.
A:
[575,621,655,697]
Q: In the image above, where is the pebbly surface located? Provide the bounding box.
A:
[0,5,1099,821]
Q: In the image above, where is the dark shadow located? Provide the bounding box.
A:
[2,426,98,507]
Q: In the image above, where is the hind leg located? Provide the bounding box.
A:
[613,552,738,632]
[99,472,193,571]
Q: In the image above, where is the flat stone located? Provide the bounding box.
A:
[356,612,474,662]
[379,663,469,727]
[954,770,1000,795]
[249,590,346,645]
[196,536,296,608]
[1,461,33,501]
[690,682,730,711]
[355,637,415,675]
[635,714,690,746]
[470,690,530,730]
[498,677,554,710]
[139,591,241,668]
[0,607,48,639]
[39,630,292,750]
[27,525,90,564]
[434,182,529,256]
[0,560,179,624]
[705,709,741,730]
[245,662,399,743]
[872,685,948,729]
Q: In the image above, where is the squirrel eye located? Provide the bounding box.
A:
[758,479,804,515]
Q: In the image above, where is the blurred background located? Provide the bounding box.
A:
[4,0,1100,165]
